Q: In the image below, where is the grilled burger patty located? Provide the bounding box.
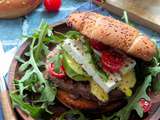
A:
[51,77,126,107]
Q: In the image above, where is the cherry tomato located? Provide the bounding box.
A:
[48,63,65,79]
[90,39,107,51]
[139,99,152,113]
[101,50,124,73]
[96,0,103,3]
[44,0,62,12]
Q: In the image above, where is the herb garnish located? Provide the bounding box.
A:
[11,22,57,118]
[106,75,152,120]
[58,109,86,120]
[147,39,160,93]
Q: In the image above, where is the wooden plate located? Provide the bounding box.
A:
[8,21,160,120]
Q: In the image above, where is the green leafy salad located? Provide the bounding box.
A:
[10,21,160,120]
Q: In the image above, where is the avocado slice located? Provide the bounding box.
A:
[90,80,109,102]
[118,70,136,96]
[63,52,91,81]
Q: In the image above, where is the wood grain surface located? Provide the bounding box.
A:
[93,0,160,33]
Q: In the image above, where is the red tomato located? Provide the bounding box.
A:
[96,0,103,2]
[90,39,107,51]
[44,0,62,12]
[139,99,152,113]
[101,50,124,73]
[48,63,65,79]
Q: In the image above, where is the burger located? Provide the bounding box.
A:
[46,12,156,113]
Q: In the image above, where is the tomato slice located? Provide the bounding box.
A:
[139,99,152,113]
[48,63,65,79]
[90,39,107,51]
[101,50,124,73]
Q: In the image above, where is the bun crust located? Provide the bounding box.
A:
[57,89,98,110]
[57,89,126,112]
[0,0,41,19]
[128,35,156,61]
[67,12,156,61]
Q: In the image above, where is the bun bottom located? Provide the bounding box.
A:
[57,89,98,110]
[57,89,127,112]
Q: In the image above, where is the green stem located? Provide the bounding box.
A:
[34,24,48,61]
[123,11,129,24]
[30,38,46,85]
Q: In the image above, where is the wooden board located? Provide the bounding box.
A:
[92,0,160,33]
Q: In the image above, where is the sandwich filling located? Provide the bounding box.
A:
[46,35,136,104]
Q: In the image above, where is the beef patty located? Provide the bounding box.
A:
[51,78,127,111]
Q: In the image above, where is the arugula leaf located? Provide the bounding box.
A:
[147,39,160,93]
[15,56,25,64]
[58,109,86,120]
[34,23,49,62]
[24,52,30,57]
[147,66,160,76]
[30,38,57,103]
[10,92,46,118]
[44,29,81,44]
[43,44,50,56]
[106,75,152,120]
[19,62,30,72]
[152,74,160,93]
[49,30,81,43]
[17,69,34,96]
[39,83,57,103]
[65,31,81,39]
[50,33,65,43]
[48,54,63,73]
[11,21,57,118]
[148,47,160,76]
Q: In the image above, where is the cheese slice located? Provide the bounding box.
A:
[62,39,117,93]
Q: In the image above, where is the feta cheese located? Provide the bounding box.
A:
[62,39,117,93]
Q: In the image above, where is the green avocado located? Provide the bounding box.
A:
[63,52,91,81]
